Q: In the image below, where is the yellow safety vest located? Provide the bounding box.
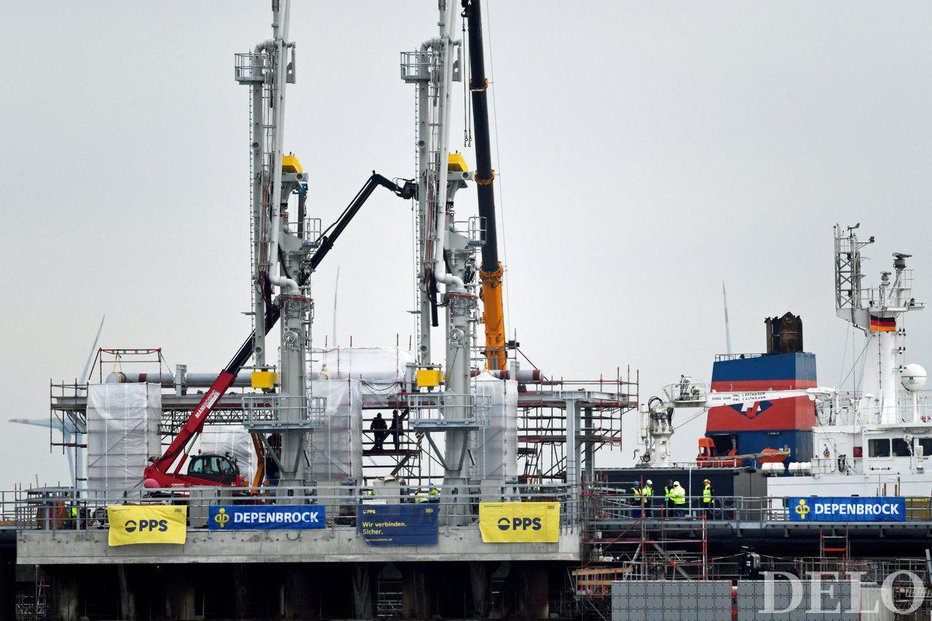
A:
[671,486,686,505]
[702,484,712,504]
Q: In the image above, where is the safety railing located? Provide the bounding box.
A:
[234,52,265,83]
[405,392,491,430]
[399,50,430,82]
[582,485,932,526]
[241,393,326,432]
[14,483,580,533]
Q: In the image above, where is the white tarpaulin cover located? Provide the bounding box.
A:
[197,424,256,482]
[315,347,414,384]
[307,379,363,483]
[474,372,519,481]
[87,383,161,491]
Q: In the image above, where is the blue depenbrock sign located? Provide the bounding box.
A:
[208,505,325,530]
[788,497,906,523]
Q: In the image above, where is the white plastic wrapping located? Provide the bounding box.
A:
[86,383,161,492]
[474,372,519,481]
[315,347,414,384]
[197,424,257,482]
[307,379,363,483]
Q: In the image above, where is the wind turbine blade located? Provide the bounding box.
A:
[80,314,106,383]
[10,417,66,431]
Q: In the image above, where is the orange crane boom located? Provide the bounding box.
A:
[464,0,507,371]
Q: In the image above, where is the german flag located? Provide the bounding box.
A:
[869,315,896,332]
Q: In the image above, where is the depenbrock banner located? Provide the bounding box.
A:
[357,504,439,546]
[208,505,326,530]
[788,497,906,522]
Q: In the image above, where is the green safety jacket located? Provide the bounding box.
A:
[702,484,713,504]
[641,485,653,499]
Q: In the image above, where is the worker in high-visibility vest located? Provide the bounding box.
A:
[630,484,642,518]
[702,479,714,519]
[664,480,674,517]
[670,481,687,517]
[427,483,440,503]
[641,480,653,518]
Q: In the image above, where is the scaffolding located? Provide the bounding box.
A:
[517,369,638,484]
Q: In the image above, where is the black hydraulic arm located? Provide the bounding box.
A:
[311,172,415,271]
[225,172,414,374]
[463,0,499,273]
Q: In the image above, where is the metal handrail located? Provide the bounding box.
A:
[13,483,581,532]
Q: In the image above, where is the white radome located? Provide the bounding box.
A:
[901,363,928,392]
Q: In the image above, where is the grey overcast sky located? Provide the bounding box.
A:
[1,1,931,489]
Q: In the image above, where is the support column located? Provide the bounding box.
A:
[402,564,430,619]
[583,406,594,482]
[517,566,549,619]
[55,569,78,621]
[469,562,490,619]
[166,571,196,620]
[565,397,579,488]
[233,564,249,621]
[116,565,136,621]
[281,565,313,619]
[352,564,373,619]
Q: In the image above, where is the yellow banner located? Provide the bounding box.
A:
[108,505,187,546]
[479,502,560,543]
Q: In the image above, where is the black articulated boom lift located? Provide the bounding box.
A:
[143,172,415,488]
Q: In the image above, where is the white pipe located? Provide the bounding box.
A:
[266,1,298,294]
[424,11,465,294]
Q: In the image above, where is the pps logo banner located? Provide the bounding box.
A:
[479,502,560,543]
[107,505,187,546]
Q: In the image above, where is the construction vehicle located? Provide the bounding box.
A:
[142,172,415,489]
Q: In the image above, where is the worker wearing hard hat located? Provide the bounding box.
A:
[664,480,674,517]
[702,479,714,519]
[641,480,653,518]
[630,483,642,517]
[670,480,687,517]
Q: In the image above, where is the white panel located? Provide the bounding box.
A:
[474,372,518,481]
[86,383,161,493]
[307,379,363,483]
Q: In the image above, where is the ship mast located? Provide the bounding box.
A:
[834,224,926,423]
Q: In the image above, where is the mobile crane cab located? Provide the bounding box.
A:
[186,453,243,486]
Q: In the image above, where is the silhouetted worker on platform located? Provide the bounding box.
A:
[370,413,388,452]
[390,410,403,451]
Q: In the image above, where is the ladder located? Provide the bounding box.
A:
[819,528,851,576]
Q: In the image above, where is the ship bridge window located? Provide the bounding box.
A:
[919,438,932,456]
[868,438,891,457]
[892,438,912,457]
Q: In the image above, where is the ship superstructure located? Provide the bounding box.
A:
[768,224,931,496]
